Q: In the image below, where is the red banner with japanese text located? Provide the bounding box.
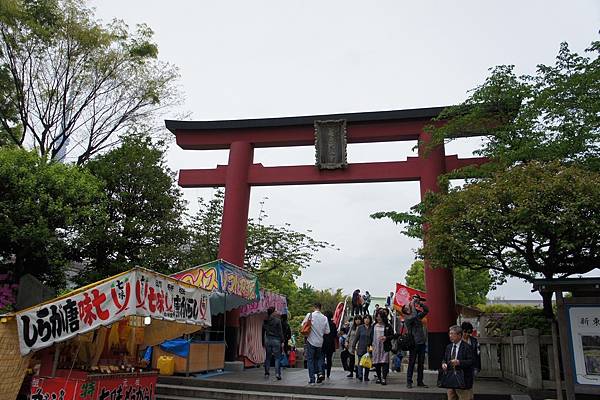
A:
[30,373,157,400]
[30,376,80,400]
[17,268,211,355]
[87,374,156,400]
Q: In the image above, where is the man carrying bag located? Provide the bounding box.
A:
[439,325,475,400]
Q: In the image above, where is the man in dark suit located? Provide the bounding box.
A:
[442,325,474,400]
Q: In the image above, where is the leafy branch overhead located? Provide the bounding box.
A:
[0,0,181,164]
[426,40,600,171]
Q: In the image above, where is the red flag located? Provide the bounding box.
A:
[393,283,426,312]
[333,302,345,328]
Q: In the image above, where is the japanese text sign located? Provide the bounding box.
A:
[239,290,287,317]
[567,305,600,386]
[17,268,211,355]
[172,260,259,301]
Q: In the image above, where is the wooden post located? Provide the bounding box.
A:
[523,328,543,389]
[555,291,575,400]
[51,343,61,378]
[551,319,564,400]
[185,334,190,377]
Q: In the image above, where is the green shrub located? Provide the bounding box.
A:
[479,304,552,336]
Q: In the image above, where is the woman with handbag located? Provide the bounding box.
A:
[372,309,394,385]
[351,314,373,381]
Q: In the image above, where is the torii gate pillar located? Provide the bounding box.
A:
[218,141,253,360]
[419,131,457,368]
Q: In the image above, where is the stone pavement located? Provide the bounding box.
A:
[158,366,529,400]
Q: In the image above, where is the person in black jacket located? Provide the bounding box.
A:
[351,289,362,315]
[321,310,338,378]
[442,325,474,400]
[263,306,284,380]
[281,313,292,355]
[403,295,429,388]
[461,322,481,375]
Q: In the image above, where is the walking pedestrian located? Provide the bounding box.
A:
[351,289,362,316]
[322,310,338,379]
[372,309,394,385]
[302,302,330,384]
[345,315,362,378]
[352,314,373,382]
[362,291,371,315]
[281,313,292,355]
[403,294,429,388]
[461,322,481,375]
[442,325,475,400]
[263,306,284,380]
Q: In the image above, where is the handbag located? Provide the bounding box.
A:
[437,367,466,389]
[300,313,312,337]
[359,353,372,369]
[396,325,416,351]
[279,353,289,367]
[288,350,296,366]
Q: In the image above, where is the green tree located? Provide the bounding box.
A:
[428,39,600,172]
[184,191,224,266]
[0,0,180,164]
[0,147,102,288]
[77,135,189,283]
[405,260,491,307]
[313,287,345,314]
[372,38,600,317]
[421,162,600,316]
[185,191,335,289]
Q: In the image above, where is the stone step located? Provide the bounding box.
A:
[156,383,411,400]
[158,377,448,400]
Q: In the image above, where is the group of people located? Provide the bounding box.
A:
[350,289,371,315]
[262,295,481,400]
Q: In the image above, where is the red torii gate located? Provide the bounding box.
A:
[167,106,486,367]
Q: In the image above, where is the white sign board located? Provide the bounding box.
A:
[16,269,211,355]
[568,306,600,386]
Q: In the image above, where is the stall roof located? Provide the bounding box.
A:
[171,259,260,314]
[14,267,212,356]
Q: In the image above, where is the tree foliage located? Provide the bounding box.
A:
[371,39,600,317]
[428,39,600,171]
[0,147,102,288]
[0,0,180,164]
[421,162,600,283]
[405,260,491,307]
[422,162,600,316]
[76,135,189,283]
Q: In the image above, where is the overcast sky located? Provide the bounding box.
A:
[90,0,599,300]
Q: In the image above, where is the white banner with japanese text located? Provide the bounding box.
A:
[16,268,211,355]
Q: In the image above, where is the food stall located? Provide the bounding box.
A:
[165,259,259,373]
[14,267,211,400]
[238,289,288,367]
